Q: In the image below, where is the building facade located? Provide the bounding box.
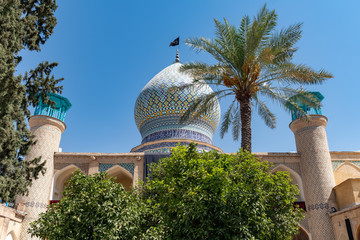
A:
[1,58,360,240]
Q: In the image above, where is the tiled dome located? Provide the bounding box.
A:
[134,62,220,145]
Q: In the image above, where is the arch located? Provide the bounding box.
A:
[106,165,133,191]
[52,164,81,200]
[5,231,16,240]
[334,162,360,185]
[338,232,348,240]
[272,164,305,201]
[356,222,360,240]
[293,226,310,240]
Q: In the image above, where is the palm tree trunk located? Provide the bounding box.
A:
[239,96,252,152]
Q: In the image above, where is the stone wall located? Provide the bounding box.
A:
[0,205,25,240]
[15,150,356,240]
[330,204,360,240]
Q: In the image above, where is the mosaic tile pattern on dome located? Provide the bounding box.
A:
[139,114,216,142]
[134,63,220,141]
[133,141,219,153]
[142,129,212,144]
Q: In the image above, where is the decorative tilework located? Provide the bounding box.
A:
[19,116,64,240]
[99,163,135,175]
[145,147,211,153]
[332,160,345,171]
[139,115,216,143]
[24,201,47,209]
[291,117,336,240]
[141,129,213,144]
[295,125,319,135]
[54,162,90,174]
[146,148,172,153]
[133,141,218,153]
[308,202,329,211]
[351,161,360,168]
[272,162,302,177]
[134,63,220,144]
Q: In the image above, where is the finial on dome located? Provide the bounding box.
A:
[174,49,180,63]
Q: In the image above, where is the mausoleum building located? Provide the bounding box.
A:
[1,56,360,240]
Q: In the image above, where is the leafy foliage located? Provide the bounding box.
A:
[29,171,147,240]
[143,143,304,239]
[0,0,63,201]
[29,145,304,239]
[180,5,333,151]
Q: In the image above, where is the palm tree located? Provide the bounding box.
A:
[179,5,332,152]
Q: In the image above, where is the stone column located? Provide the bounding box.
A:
[17,115,66,240]
[290,115,336,240]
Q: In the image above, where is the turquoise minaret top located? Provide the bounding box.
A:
[288,91,324,121]
[34,93,72,122]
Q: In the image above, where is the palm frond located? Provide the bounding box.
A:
[237,15,250,69]
[180,62,224,83]
[220,99,236,138]
[253,94,276,128]
[256,5,277,45]
[246,4,277,57]
[181,5,332,148]
[185,37,226,63]
[268,23,302,64]
[213,18,243,69]
[231,104,241,141]
[258,84,293,104]
[179,90,225,124]
[268,63,333,85]
[258,85,321,119]
[285,90,322,110]
[239,15,250,42]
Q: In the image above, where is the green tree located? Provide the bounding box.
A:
[179,5,332,152]
[29,171,147,240]
[143,144,304,240]
[0,0,63,201]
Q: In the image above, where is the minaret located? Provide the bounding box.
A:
[289,92,336,240]
[17,93,71,239]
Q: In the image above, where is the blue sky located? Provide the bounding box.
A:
[17,0,360,153]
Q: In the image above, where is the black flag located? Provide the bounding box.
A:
[169,37,179,46]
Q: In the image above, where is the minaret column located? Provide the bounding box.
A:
[17,116,66,239]
[290,115,336,240]
[16,93,71,240]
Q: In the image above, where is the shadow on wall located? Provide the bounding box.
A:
[272,164,306,202]
[334,162,360,185]
[52,164,134,201]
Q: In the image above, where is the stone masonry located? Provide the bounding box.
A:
[16,116,66,240]
[290,115,336,240]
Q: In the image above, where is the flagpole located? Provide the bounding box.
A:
[170,36,180,63]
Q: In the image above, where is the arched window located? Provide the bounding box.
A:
[334,162,360,185]
[338,232,348,240]
[293,226,310,240]
[5,231,16,240]
[106,165,133,191]
[356,223,360,240]
[272,164,305,202]
[52,165,81,200]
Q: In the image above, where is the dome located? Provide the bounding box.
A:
[134,62,221,148]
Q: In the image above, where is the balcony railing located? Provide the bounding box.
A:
[34,106,67,122]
